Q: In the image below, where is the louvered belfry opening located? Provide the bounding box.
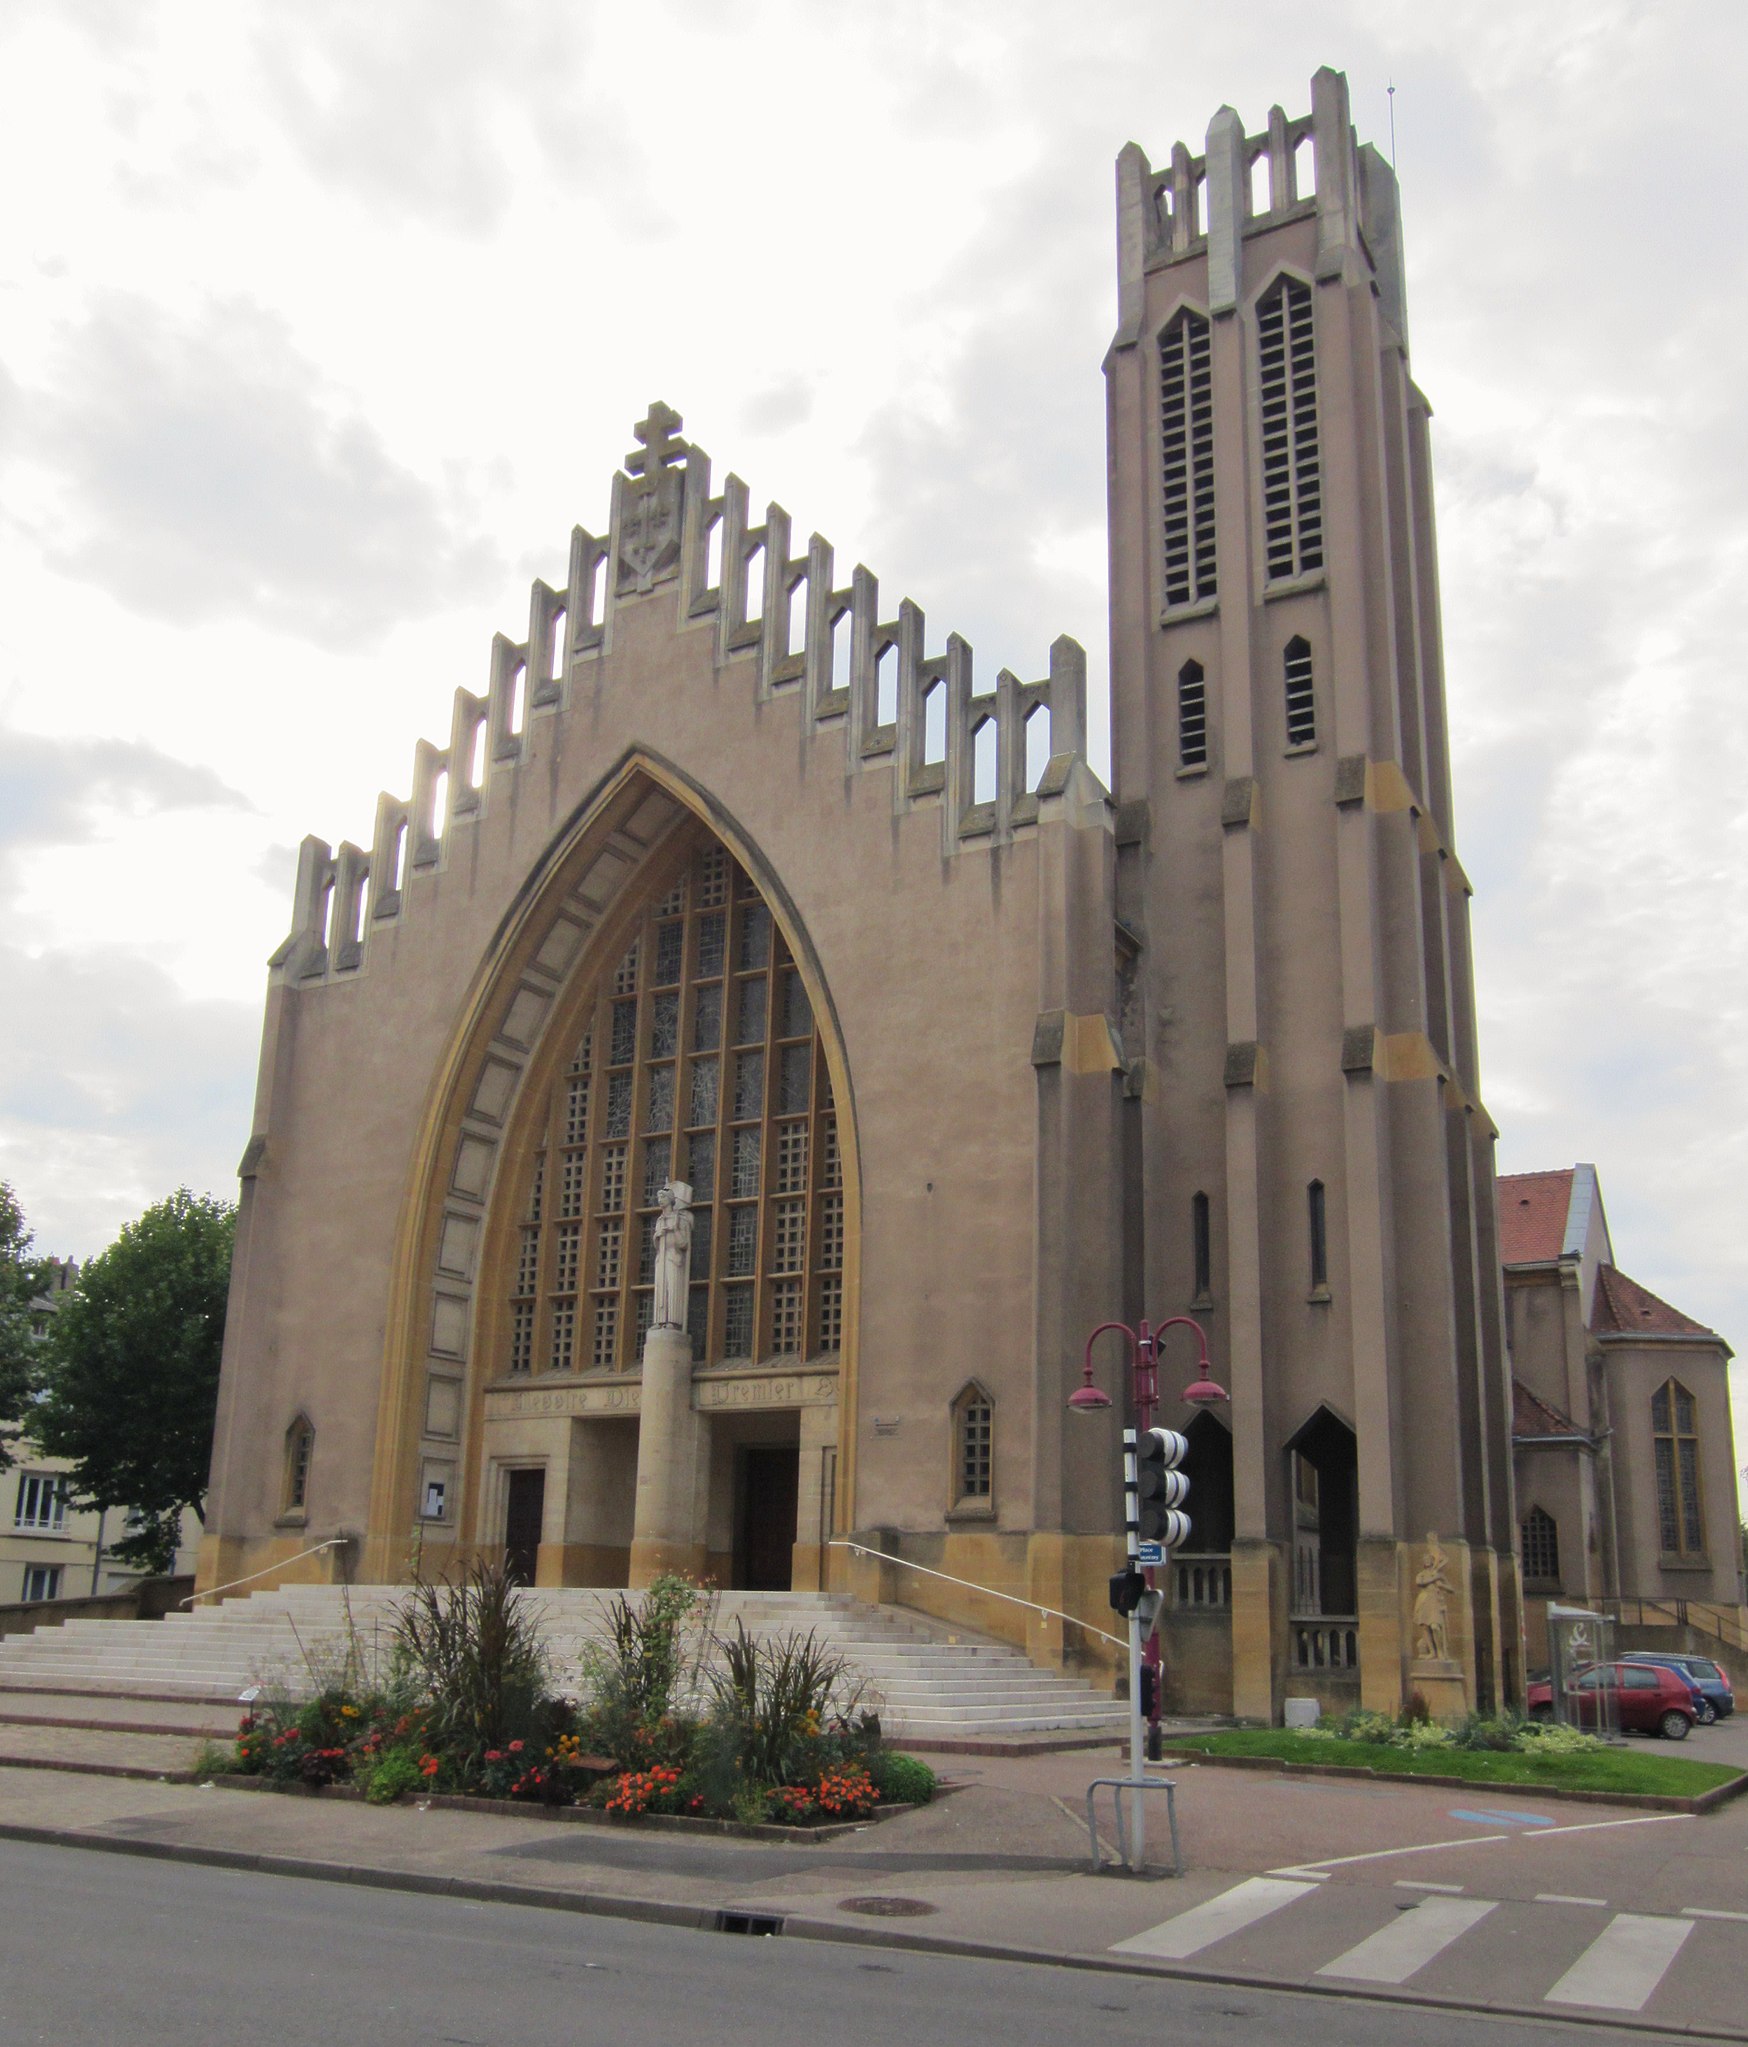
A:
[1258,276,1323,582]
[508,829,844,1381]
[1159,309,1217,608]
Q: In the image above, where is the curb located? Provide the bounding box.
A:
[1162,1748,1748,1814]
[2,1816,1741,2045]
[0,1752,197,1785]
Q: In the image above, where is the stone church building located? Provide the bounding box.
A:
[201,68,1741,1722]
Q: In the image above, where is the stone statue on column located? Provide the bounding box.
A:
[1412,1532,1453,1663]
[651,1179,694,1329]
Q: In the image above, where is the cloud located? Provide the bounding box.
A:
[0,942,257,1259]
[0,727,248,872]
[20,294,501,649]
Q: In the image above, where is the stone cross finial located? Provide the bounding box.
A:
[626,402,687,478]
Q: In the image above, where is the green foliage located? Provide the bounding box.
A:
[0,1182,51,1464]
[33,1188,234,1566]
[359,1748,426,1804]
[1172,1728,1739,1796]
[190,1739,232,1782]
[871,1750,936,1805]
[702,1619,862,1789]
[581,1573,713,1765]
[389,1555,555,1776]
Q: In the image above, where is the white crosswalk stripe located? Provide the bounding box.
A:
[1544,1913,1695,2012]
[1111,1876,1318,1960]
[1316,1896,1498,1984]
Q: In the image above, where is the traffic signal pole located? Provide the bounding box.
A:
[1121,1427,1147,1870]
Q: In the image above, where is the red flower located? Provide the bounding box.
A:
[508,1740,524,1753]
[484,1750,502,1763]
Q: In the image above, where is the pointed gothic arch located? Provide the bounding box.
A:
[361,750,862,1586]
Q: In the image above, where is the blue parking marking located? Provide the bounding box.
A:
[1448,1807,1556,1828]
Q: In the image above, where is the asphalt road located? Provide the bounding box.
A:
[0,1840,1689,2047]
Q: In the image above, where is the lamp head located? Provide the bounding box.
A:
[1066,1383,1114,1414]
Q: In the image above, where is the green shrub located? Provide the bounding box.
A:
[871,1751,936,1805]
[703,1620,862,1788]
[390,1557,554,1777]
[360,1748,426,1804]
[581,1574,712,1766]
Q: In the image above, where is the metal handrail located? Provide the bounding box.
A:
[179,1538,351,1607]
[1597,1594,1746,1655]
[826,1538,1127,1651]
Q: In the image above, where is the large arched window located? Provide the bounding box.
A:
[1652,1379,1705,1557]
[1257,275,1322,582]
[506,833,843,1377]
[1159,310,1216,608]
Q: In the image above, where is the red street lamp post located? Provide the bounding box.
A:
[1069,1314,1228,1869]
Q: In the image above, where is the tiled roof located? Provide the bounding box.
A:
[1498,1169,1574,1263]
[1511,1378,1587,1441]
[1591,1263,1713,1338]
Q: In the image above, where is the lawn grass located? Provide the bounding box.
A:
[1165,1729,1742,1799]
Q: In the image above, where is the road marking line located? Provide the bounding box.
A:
[1545,1913,1694,2011]
[1536,1893,1607,1906]
[1279,1810,1694,1875]
[1111,1876,1319,1960]
[1266,1866,1329,1881]
[1396,1880,1465,1894]
[1683,1907,1748,1922]
[1317,1896,1498,1984]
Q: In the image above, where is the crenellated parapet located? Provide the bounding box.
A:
[271,404,1093,987]
[1114,65,1406,347]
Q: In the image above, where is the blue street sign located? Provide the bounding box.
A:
[1136,1540,1165,1566]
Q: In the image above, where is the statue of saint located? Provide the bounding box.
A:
[651,1180,694,1331]
[1412,1532,1454,1662]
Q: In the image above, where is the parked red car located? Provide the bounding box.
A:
[1526,1661,1697,1739]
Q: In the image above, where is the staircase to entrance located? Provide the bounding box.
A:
[0,1586,1128,1744]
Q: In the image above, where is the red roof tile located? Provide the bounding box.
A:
[1498,1169,1574,1264]
[1511,1378,1587,1440]
[1591,1264,1713,1338]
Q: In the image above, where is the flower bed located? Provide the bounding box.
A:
[216,1564,937,1829]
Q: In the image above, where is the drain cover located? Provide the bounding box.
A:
[838,1896,939,1918]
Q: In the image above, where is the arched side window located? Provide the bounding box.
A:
[1159,310,1216,608]
[1521,1505,1560,1583]
[1307,1179,1328,1294]
[1191,1190,1212,1302]
[1283,637,1316,749]
[1652,1379,1705,1557]
[1177,660,1208,771]
[1257,274,1322,581]
[283,1415,314,1517]
[951,1381,995,1510]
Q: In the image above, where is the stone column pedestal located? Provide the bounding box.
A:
[628,1327,707,1585]
[1408,1657,1469,1723]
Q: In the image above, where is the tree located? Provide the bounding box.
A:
[35,1189,235,1573]
[0,1181,51,1466]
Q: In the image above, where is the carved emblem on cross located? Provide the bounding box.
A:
[617,401,689,596]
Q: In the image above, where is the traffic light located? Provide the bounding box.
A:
[1137,1427,1191,1549]
[1108,1565,1146,1616]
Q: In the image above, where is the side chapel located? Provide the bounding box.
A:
[201,68,1740,1721]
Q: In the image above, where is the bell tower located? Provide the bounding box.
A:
[1105,68,1519,1719]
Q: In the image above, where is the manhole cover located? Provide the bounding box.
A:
[837,1896,939,1918]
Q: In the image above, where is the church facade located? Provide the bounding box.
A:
[204,68,1727,1723]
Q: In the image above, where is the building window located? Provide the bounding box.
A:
[1191,1191,1212,1301]
[1177,660,1208,770]
[1257,274,1322,581]
[1283,637,1316,748]
[283,1417,314,1514]
[952,1383,994,1506]
[1159,309,1216,608]
[1521,1505,1560,1583]
[22,1564,61,1603]
[14,1473,66,1533]
[1307,1179,1328,1293]
[1652,1379,1705,1558]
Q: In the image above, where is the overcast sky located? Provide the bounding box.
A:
[2,2,1743,1491]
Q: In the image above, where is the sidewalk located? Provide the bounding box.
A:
[4,1737,1746,2036]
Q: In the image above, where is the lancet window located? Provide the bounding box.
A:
[1520,1505,1560,1583]
[507,834,844,1377]
[1257,276,1322,581]
[1652,1379,1705,1558]
[1159,309,1217,608]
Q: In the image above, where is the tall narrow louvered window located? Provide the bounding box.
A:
[1283,637,1316,748]
[1652,1379,1705,1557]
[1159,310,1216,608]
[1257,276,1322,581]
[508,834,842,1377]
[1177,660,1208,769]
